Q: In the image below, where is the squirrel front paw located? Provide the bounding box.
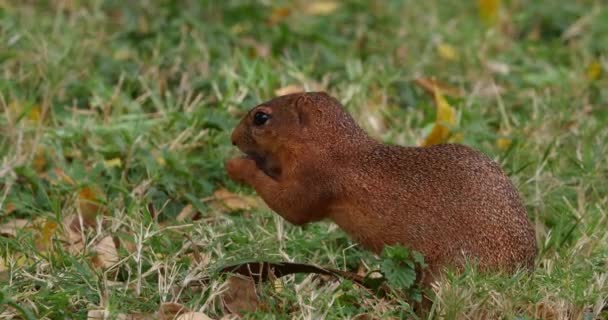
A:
[225,157,258,183]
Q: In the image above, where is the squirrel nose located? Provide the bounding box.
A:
[231,139,236,146]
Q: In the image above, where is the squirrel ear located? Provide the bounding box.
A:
[293,94,312,127]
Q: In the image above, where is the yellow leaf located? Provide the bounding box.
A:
[268,7,291,25]
[103,157,122,168]
[27,105,41,122]
[304,1,339,15]
[33,149,47,173]
[450,132,465,143]
[274,84,304,97]
[422,90,457,146]
[478,0,500,25]
[496,137,512,150]
[437,43,459,61]
[36,220,58,251]
[586,60,602,81]
[77,186,105,227]
[413,77,463,98]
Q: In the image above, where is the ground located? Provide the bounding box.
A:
[1,1,607,319]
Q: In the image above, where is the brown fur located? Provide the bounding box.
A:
[226,92,537,282]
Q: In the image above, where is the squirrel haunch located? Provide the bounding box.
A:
[226,92,537,279]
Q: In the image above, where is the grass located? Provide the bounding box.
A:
[1,0,607,318]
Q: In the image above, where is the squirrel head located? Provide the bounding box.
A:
[231,92,369,177]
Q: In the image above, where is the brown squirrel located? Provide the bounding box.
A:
[226,92,537,282]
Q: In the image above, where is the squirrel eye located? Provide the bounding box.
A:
[253,111,271,126]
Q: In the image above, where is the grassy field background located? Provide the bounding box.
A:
[1,0,608,319]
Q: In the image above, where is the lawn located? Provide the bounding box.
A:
[1,0,607,319]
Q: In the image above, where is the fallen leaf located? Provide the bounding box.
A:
[117,313,152,320]
[0,219,30,237]
[268,7,291,25]
[3,202,16,215]
[436,42,459,61]
[77,186,105,227]
[477,0,500,25]
[586,60,602,81]
[222,275,260,315]
[49,168,76,185]
[113,48,133,61]
[92,235,119,269]
[33,146,47,173]
[212,188,260,212]
[159,302,190,320]
[103,158,122,168]
[413,77,463,98]
[36,220,58,251]
[177,204,202,222]
[303,1,339,15]
[27,104,42,122]
[274,84,305,97]
[496,137,512,151]
[87,309,108,320]
[422,90,457,146]
[241,37,271,58]
[176,312,213,320]
[485,60,511,75]
[473,81,506,98]
[62,214,85,253]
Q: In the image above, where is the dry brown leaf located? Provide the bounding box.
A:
[177,204,195,222]
[274,84,304,97]
[62,214,85,253]
[176,312,214,320]
[212,188,260,212]
[352,314,379,320]
[159,302,190,320]
[49,168,76,185]
[87,309,107,320]
[0,219,30,237]
[485,60,511,75]
[241,37,271,58]
[222,275,260,315]
[117,313,153,320]
[3,202,16,215]
[92,235,119,269]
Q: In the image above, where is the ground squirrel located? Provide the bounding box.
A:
[226,92,537,281]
